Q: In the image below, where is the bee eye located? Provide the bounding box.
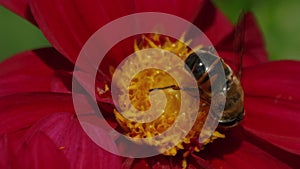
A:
[192,62,206,79]
[224,67,231,76]
[184,53,206,80]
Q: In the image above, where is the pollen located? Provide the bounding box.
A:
[97,84,109,95]
[58,146,65,150]
[113,34,224,163]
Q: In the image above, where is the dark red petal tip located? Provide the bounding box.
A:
[0,48,73,96]
[0,0,37,25]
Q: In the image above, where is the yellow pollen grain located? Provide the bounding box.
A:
[213,131,225,139]
[96,84,109,95]
[142,35,159,48]
[58,146,65,150]
[182,159,187,169]
[152,33,160,41]
[109,65,115,76]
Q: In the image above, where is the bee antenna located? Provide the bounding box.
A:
[234,10,247,80]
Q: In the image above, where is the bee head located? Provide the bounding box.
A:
[218,75,245,128]
[218,108,245,128]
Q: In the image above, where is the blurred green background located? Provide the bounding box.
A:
[1,1,300,61]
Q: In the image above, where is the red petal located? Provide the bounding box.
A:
[189,154,214,169]
[243,97,300,155]
[217,13,268,71]
[134,0,233,50]
[242,61,300,101]
[29,0,218,64]
[128,158,151,169]
[73,70,114,104]
[0,48,73,96]
[129,154,213,169]
[134,0,204,21]
[130,155,171,169]
[13,132,70,169]
[29,0,136,63]
[242,13,268,66]
[242,61,300,155]
[24,112,122,169]
[148,155,171,169]
[0,0,36,25]
[193,0,234,47]
[0,135,9,169]
[201,127,299,169]
[4,129,28,166]
[0,93,74,135]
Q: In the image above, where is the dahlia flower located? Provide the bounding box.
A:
[0,0,299,169]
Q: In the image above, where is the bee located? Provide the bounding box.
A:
[149,11,247,128]
[184,50,244,128]
[149,49,244,128]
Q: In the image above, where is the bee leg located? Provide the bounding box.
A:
[149,85,179,92]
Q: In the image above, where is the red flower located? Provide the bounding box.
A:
[1,0,300,169]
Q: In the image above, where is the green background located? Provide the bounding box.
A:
[1,0,300,61]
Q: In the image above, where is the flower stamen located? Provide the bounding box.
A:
[111,34,225,167]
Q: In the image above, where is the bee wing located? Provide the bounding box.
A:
[234,11,247,80]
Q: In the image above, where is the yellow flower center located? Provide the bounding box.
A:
[110,34,225,159]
